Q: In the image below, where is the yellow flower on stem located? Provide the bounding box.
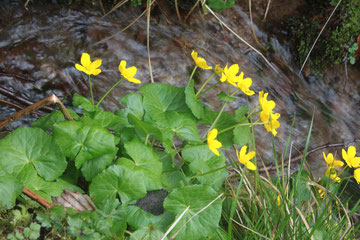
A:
[236,146,256,170]
[318,189,325,198]
[354,168,360,184]
[325,167,341,183]
[236,72,255,96]
[191,51,212,70]
[259,91,276,114]
[118,60,141,84]
[342,146,360,168]
[207,129,222,156]
[261,112,280,136]
[75,53,102,76]
[220,64,240,87]
[323,152,344,168]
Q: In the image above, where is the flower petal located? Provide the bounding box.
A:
[246,161,257,170]
[90,59,102,69]
[207,129,218,141]
[348,146,356,158]
[91,68,101,76]
[354,168,360,184]
[81,53,91,67]
[75,63,85,73]
[239,146,247,160]
[128,77,141,84]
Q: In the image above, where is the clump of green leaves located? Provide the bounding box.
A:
[348,42,358,64]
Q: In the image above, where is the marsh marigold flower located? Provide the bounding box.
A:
[323,152,344,168]
[342,146,360,168]
[325,168,341,183]
[214,64,223,75]
[354,168,360,184]
[220,64,240,87]
[118,60,141,84]
[236,146,256,170]
[318,189,325,198]
[258,91,280,136]
[237,72,255,96]
[75,53,102,76]
[207,129,222,156]
[191,51,212,70]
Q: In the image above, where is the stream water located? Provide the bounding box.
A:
[0,0,359,177]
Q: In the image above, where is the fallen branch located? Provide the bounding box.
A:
[23,187,51,209]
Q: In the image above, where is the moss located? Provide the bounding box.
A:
[287,0,360,68]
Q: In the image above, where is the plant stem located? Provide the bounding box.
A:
[202,102,227,140]
[228,167,246,239]
[196,73,215,97]
[88,75,94,104]
[218,120,261,135]
[197,82,220,98]
[96,78,124,107]
[188,66,198,83]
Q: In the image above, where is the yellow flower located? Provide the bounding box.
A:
[323,152,344,168]
[220,64,240,87]
[259,91,275,114]
[342,146,360,168]
[207,129,222,156]
[236,72,255,96]
[258,91,280,136]
[325,168,341,183]
[75,53,102,76]
[118,60,141,84]
[214,64,223,75]
[262,113,280,136]
[236,146,256,170]
[276,195,281,206]
[354,168,360,184]
[191,51,212,70]
[318,189,325,198]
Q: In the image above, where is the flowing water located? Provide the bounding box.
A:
[0,0,359,176]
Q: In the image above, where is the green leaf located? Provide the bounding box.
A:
[128,114,164,141]
[23,174,63,202]
[0,166,23,209]
[206,0,235,11]
[79,110,127,134]
[294,172,311,202]
[122,138,163,190]
[233,118,251,146]
[140,83,190,123]
[182,145,227,190]
[89,165,146,207]
[0,127,67,181]
[32,109,79,131]
[126,205,174,232]
[131,227,167,240]
[185,79,204,119]
[53,121,118,181]
[164,185,222,240]
[217,91,237,102]
[72,93,98,113]
[116,93,145,120]
[160,111,201,143]
[158,152,186,191]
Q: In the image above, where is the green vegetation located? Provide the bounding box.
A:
[287,0,360,68]
[1,51,360,239]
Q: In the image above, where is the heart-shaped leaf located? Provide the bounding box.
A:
[0,166,23,209]
[185,79,204,119]
[164,185,222,240]
[0,127,67,181]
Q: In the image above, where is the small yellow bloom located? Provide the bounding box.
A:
[118,60,141,84]
[276,195,281,206]
[236,146,256,170]
[318,189,325,198]
[237,72,255,96]
[75,53,102,76]
[220,64,240,87]
[259,91,276,115]
[354,168,360,184]
[258,91,280,136]
[323,152,344,168]
[261,112,280,136]
[191,51,212,70]
[207,129,222,156]
[342,146,360,168]
[214,64,223,75]
[325,167,341,183]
